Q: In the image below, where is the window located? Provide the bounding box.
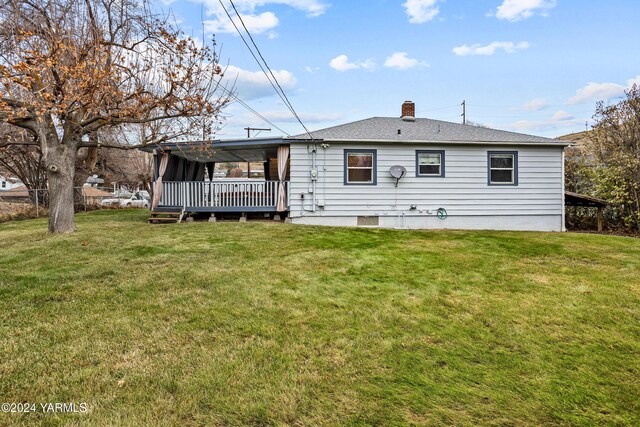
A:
[1,181,5,189]
[488,151,518,185]
[416,150,445,177]
[344,149,377,185]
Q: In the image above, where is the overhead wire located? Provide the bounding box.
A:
[227,0,312,139]
[216,84,291,136]
[415,105,460,114]
[469,110,595,119]
[218,0,313,139]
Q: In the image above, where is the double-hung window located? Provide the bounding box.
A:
[488,151,518,185]
[416,150,445,177]
[344,149,377,185]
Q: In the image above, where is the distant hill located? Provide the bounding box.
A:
[556,131,592,146]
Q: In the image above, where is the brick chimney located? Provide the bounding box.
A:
[401,100,415,121]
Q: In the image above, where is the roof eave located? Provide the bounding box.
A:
[287,138,570,146]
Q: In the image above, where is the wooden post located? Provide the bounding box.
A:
[597,207,603,232]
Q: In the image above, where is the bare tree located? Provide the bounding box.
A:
[0,126,47,194]
[0,0,229,232]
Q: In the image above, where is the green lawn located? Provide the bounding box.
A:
[0,210,639,426]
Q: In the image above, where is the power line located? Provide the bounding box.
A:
[415,104,460,114]
[417,104,594,120]
[217,1,283,107]
[227,0,312,139]
[469,102,591,109]
[218,0,313,139]
[216,84,291,136]
[469,110,594,119]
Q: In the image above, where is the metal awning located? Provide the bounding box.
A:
[140,138,289,163]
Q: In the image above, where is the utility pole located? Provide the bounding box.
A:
[244,127,271,138]
[461,100,466,125]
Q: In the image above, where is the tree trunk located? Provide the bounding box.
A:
[46,140,78,233]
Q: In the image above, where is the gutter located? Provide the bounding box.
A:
[286,138,571,147]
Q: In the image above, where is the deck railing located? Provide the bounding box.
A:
[160,180,288,210]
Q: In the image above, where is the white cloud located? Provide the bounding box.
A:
[452,41,529,56]
[552,110,574,121]
[507,118,581,133]
[522,98,549,111]
[403,0,440,24]
[567,82,626,105]
[261,110,345,123]
[222,65,297,100]
[304,66,319,74]
[267,0,329,17]
[504,109,585,133]
[205,0,329,17]
[201,0,329,37]
[384,52,429,70]
[204,11,279,36]
[626,75,640,87]
[329,54,375,72]
[567,75,640,105]
[493,0,556,22]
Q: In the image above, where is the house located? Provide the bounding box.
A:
[84,174,105,188]
[82,186,114,205]
[0,175,23,191]
[143,101,571,231]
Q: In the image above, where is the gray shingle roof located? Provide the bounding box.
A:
[292,117,566,144]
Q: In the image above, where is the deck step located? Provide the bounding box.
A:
[150,212,181,216]
[148,210,183,224]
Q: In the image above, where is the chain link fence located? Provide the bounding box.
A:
[0,187,149,221]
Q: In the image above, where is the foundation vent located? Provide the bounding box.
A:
[357,216,379,226]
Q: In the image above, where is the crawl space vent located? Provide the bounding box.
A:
[357,216,379,226]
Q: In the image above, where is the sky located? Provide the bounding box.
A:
[162,0,640,139]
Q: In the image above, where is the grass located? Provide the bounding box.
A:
[0,209,639,426]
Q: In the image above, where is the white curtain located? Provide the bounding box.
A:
[276,146,289,212]
[151,152,169,210]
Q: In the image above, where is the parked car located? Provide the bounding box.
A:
[100,192,149,208]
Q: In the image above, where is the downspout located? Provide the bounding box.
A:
[561,147,566,232]
[301,144,318,213]
[323,144,327,204]
[311,144,317,212]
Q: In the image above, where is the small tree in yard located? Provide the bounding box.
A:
[587,85,640,231]
[0,0,229,233]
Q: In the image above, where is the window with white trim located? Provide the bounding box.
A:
[416,150,445,177]
[344,150,376,185]
[488,151,518,185]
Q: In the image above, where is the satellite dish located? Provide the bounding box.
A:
[389,165,407,187]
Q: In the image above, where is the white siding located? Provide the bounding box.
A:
[288,143,565,231]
